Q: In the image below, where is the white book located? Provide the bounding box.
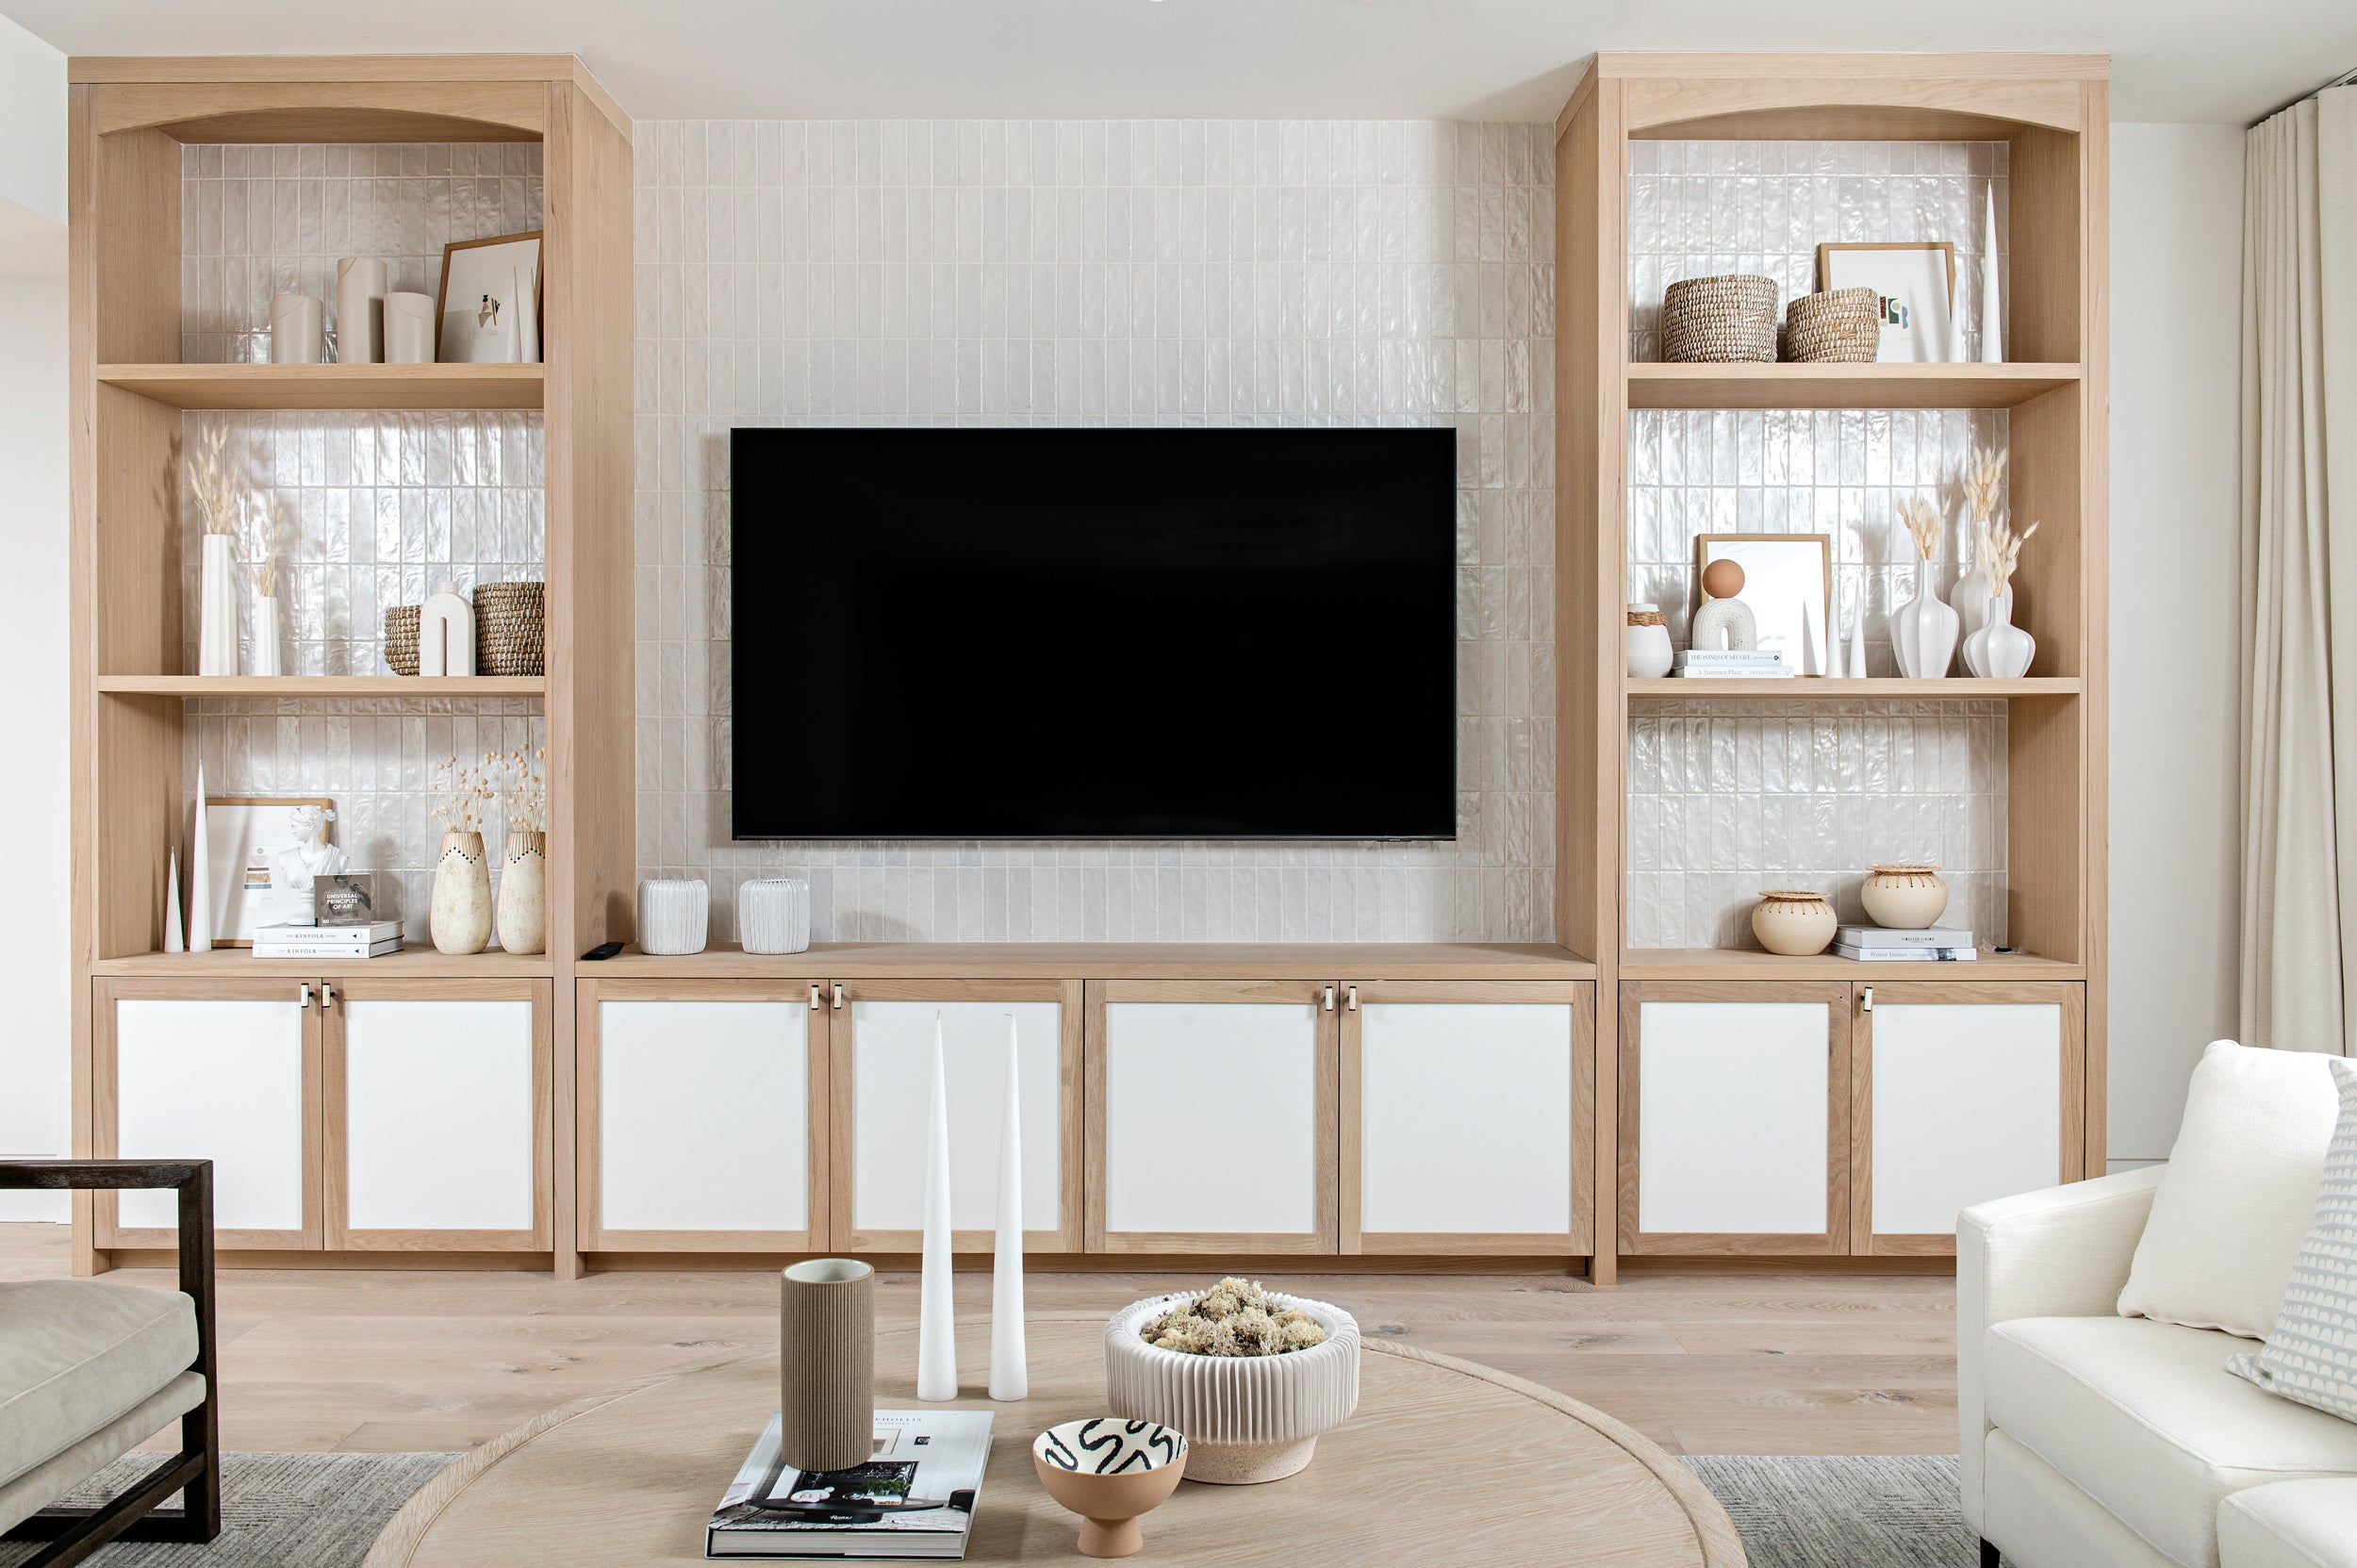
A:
[255,919,403,942]
[708,1410,992,1560]
[1675,664,1793,678]
[1836,925,1974,948]
[1831,944,1978,962]
[254,937,403,960]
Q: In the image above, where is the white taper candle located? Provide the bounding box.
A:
[188,764,213,953]
[1979,186,2004,364]
[988,1013,1028,1400]
[915,1014,958,1401]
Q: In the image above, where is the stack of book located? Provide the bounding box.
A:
[1832,925,1977,962]
[1673,649,1788,679]
[252,920,403,960]
[709,1410,993,1559]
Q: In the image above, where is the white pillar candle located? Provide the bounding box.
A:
[916,1015,958,1401]
[988,1013,1028,1401]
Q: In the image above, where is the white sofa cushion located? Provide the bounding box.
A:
[1985,1315,2357,1568]
[2219,1478,2357,1568]
[2119,1041,2343,1340]
[2231,1059,2357,1421]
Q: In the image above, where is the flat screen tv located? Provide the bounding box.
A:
[730,426,1457,840]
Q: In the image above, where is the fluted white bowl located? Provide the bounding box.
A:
[637,879,709,955]
[738,877,811,954]
[1102,1292,1359,1484]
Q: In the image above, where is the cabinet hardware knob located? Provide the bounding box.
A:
[832,983,846,1011]
[1861,986,1874,1013]
[298,983,313,1009]
[321,981,336,1010]
[1344,984,1359,1012]
[1322,985,1335,1012]
[809,983,822,1010]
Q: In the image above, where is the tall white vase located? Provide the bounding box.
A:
[1963,591,2036,679]
[335,256,387,364]
[1890,571,1960,679]
[917,1021,958,1401]
[188,764,212,952]
[431,830,493,955]
[197,536,238,676]
[495,831,547,955]
[251,594,283,677]
[989,1014,1028,1401]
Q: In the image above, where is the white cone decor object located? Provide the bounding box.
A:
[1979,187,2004,364]
[164,850,184,953]
[188,764,212,953]
[1847,594,1869,679]
[917,1018,958,1401]
[990,1013,1028,1402]
[198,535,238,677]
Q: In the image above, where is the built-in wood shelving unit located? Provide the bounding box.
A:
[97,362,546,410]
[98,675,548,697]
[1557,54,2110,1278]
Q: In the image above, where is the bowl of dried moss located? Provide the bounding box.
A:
[1102,1278,1360,1484]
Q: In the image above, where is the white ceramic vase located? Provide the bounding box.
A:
[430,830,493,955]
[738,877,811,953]
[198,536,238,677]
[1963,592,2035,679]
[494,830,547,955]
[638,879,709,955]
[251,594,284,677]
[269,293,322,364]
[1752,891,1837,955]
[1862,865,1950,929]
[383,292,436,364]
[1951,564,2013,652]
[1104,1292,1360,1485]
[1890,572,1959,679]
[1625,619,1673,679]
[335,256,387,364]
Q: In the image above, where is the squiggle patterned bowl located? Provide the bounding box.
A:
[1031,1419,1188,1559]
[1103,1291,1360,1484]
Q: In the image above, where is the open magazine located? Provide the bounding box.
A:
[707,1410,993,1560]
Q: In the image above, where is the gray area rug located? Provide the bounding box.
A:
[1684,1454,1983,1567]
[0,1451,456,1568]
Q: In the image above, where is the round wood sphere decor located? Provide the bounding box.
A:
[1700,557,1746,601]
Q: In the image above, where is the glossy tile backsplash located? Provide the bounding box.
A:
[635,119,1558,943]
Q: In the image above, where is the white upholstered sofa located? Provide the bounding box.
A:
[1960,1165,2357,1568]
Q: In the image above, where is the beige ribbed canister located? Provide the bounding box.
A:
[779,1259,875,1474]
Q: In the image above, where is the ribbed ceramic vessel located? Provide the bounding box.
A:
[638,879,709,955]
[739,878,812,954]
[1103,1292,1359,1485]
[779,1259,874,1475]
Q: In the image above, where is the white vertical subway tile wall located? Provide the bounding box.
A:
[176,145,549,932]
[635,120,1558,943]
[1624,141,2016,950]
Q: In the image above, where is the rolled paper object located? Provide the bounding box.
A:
[269,293,322,364]
[383,291,436,364]
[335,256,387,364]
[779,1259,875,1475]
[989,1013,1028,1401]
[916,1018,958,1401]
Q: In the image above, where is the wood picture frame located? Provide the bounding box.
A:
[203,795,336,946]
[436,229,544,364]
[1691,533,1834,675]
[1817,240,1958,363]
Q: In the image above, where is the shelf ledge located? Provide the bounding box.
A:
[1627,677,2078,698]
[99,675,545,698]
[598,941,1597,982]
[91,946,556,978]
[1620,949,2085,982]
[1625,361,2082,410]
[97,362,545,411]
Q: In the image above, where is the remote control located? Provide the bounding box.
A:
[580,940,625,961]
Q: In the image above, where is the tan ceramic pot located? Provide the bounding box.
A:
[1861,865,1948,929]
[1752,891,1837,956]
[1032,1420,1187,1559]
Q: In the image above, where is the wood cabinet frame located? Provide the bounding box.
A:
[91,977,324,1250]
[1085,979,1341,1255]
[1617,982,1852,1257]
[321,977,553,1251]
[1848,981,2085,1257]
[830,979,1085,1254]
[1339,982,1596,1256]
[574,977,830,1253]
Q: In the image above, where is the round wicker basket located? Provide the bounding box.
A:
[472,582,547,677]
[1661,274,1778,363]
[1781,288,1882,363]
[383,603,421,676]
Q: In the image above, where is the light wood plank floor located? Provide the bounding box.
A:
[0,1226,1956,1457]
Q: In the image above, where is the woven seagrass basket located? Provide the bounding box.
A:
[383,603,420,676]
[473,582,547,677]
[1661,274,1778,363]
[1781,288,1882,363]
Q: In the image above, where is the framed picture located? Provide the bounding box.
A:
[204,796,337,945]
[1818,241,1955,363]
[437,230,542,365]
[1694,533,1834,675]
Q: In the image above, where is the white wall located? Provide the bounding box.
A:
[2107,123,2247,1166]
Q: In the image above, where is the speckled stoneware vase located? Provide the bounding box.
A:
[430,830,492,954]
[494,830,546,955]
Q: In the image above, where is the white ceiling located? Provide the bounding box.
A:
[3,0,2348,126]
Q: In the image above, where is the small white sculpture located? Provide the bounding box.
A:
[269,803,348,924]
[419,581,476,676]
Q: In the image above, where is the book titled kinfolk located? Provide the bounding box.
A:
[708,1410,992,1560]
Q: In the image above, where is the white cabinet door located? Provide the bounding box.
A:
[1096,982,1335,1252]
[1628,984,1847,1253]
[589,986,822,1249]
[1344,984,1590,1252]
[834,983,1079,1251]
[1859,984,2082,1252]
[100,982,318,1247]
[324,981,549,1249]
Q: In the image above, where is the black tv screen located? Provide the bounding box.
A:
[730,426,1458,840]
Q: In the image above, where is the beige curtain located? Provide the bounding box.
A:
[2243,87,2357,1051]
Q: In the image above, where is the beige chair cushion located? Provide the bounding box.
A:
[0,1280,197,1490]
[0,1372,204,1536]
[2219,1478,2357,1568]
[1986,1315,2357,1568]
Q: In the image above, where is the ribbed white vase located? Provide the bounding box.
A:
[638,879,709,955]
[738,878,811,954]
[1103,1293,1360,1485]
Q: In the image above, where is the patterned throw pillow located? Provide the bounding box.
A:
[2229,1057,2357,1419]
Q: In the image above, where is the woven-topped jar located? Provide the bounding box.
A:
[1752,891,1837,956]
[1661,274,1778,363]
[1862,865,1949,929]
[1782,288,1882,363]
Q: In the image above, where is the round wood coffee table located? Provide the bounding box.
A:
[366,1313,1744,1565]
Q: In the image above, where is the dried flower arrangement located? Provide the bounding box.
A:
[1139,1278,1327,1358]
[243,495,287,600]
[1963,450,2004,532]
[187,424,247,538]
[493,747,548,834]
[431,754,496,835]
[1900,495,1941,563]
[1978,516,2038,600]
